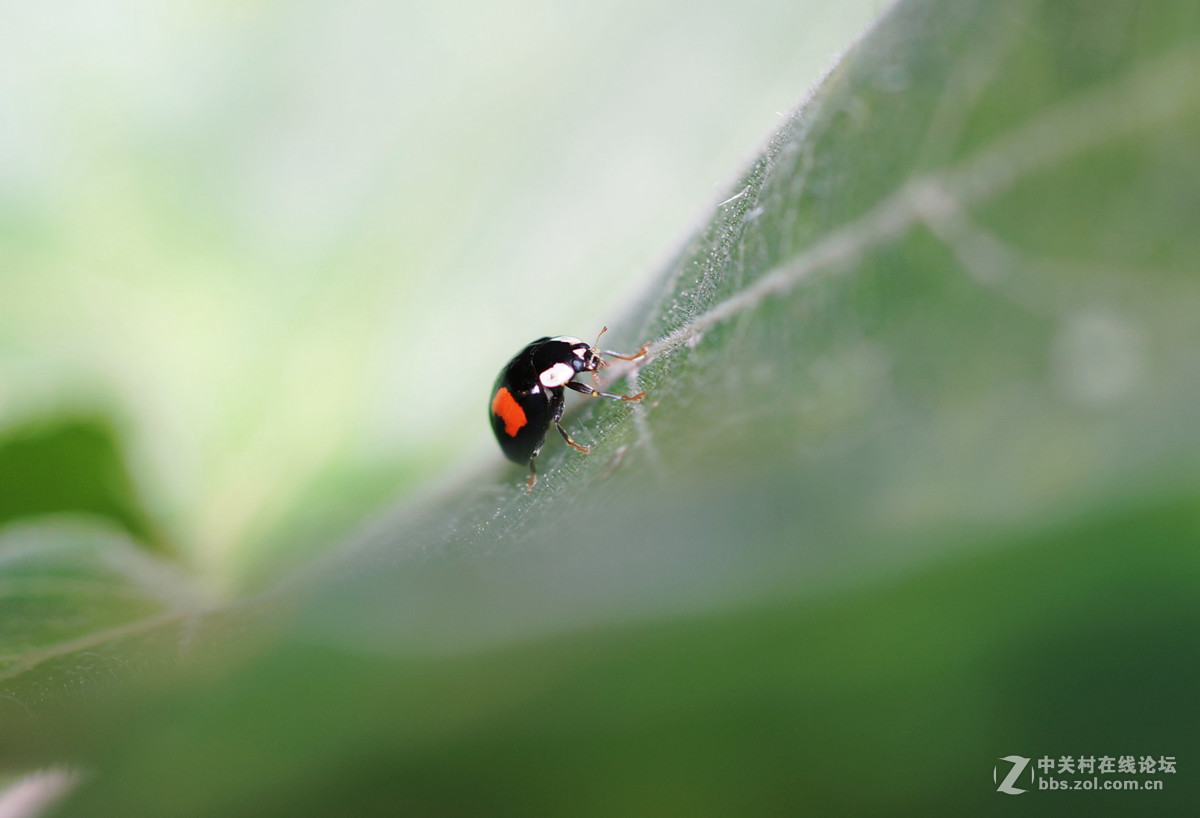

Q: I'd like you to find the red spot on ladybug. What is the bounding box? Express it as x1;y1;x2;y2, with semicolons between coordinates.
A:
491;387;527;436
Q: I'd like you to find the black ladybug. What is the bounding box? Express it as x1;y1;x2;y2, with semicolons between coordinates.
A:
490;328;647;488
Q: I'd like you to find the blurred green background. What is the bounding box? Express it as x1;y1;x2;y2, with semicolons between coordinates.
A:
4;1;1200;816
0;0;880;585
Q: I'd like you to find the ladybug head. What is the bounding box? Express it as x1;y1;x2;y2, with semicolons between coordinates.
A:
570;341;603;373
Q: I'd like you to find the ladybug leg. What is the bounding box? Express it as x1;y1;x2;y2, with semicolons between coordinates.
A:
566;381;646;402
599;342;650;362
555;420;591;454
592;327;650;363
526;461;537;491
549;388;590;454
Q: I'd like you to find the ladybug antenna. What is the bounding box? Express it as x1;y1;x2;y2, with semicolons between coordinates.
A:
593;326;610;370
591;325;649;365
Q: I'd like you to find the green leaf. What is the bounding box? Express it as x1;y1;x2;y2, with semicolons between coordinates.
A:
0;416;166;553
6;0;1200;814
0;519;207;712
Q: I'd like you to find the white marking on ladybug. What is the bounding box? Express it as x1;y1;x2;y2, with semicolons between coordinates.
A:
539;362;576;388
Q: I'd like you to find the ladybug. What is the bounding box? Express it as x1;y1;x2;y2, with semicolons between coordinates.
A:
490;328;648;489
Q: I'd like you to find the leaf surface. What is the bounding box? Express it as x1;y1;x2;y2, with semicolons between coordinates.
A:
5;1;1200;814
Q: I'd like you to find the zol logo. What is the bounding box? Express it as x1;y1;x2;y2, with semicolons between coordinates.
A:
995;756;1033;795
